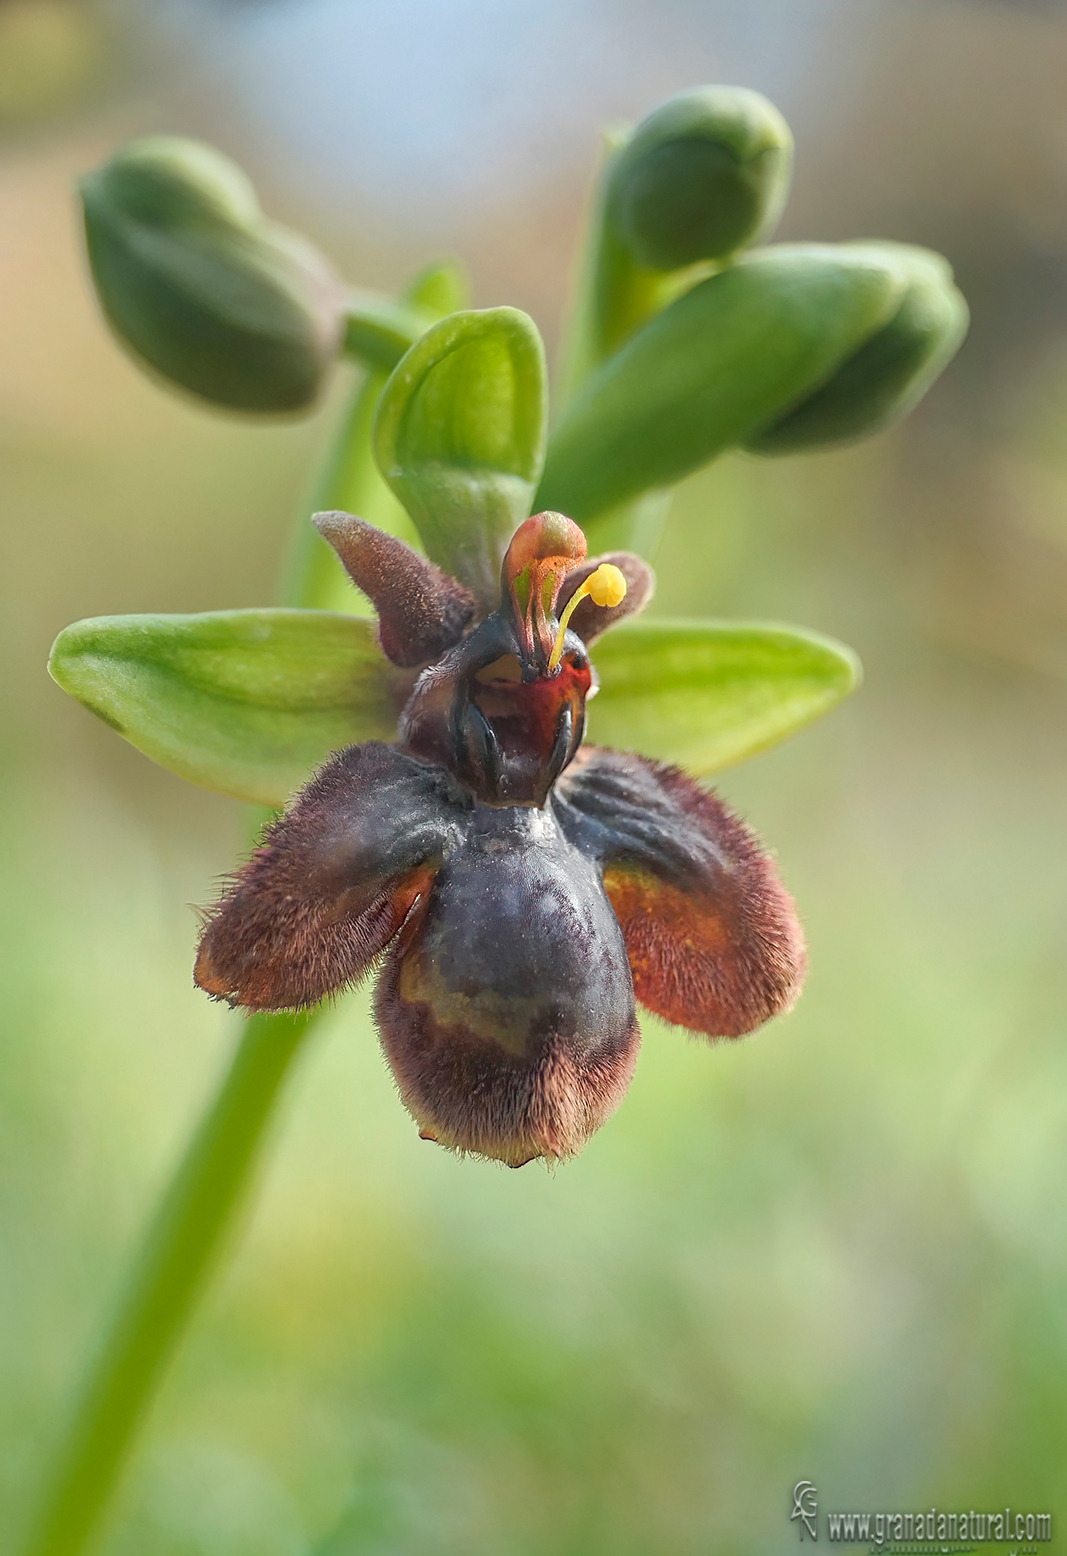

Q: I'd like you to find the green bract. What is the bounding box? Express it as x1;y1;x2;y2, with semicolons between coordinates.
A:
373;308;548;609
540;242;968;526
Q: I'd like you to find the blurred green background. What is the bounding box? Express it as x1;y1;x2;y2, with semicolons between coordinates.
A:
3;2;1066;1552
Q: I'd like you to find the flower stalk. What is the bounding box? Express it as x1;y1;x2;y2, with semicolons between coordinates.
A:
20;1011;313;1556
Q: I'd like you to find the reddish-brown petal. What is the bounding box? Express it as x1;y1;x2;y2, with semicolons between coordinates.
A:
553;748;806;1037
195;742;463;1011
314;511;476;666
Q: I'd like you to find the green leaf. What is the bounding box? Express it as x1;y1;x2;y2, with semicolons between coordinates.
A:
587;619;861;774
48;611;403;808
538;243;908;525
373;307;547;609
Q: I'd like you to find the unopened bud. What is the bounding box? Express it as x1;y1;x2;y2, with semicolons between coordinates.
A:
608;86;793;271
745;244;969;452
81;137;347;412
537;242;966;526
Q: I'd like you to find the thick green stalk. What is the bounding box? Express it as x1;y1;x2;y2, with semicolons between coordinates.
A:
284;263;463;613
282;365;418;615
20;1011;314;1556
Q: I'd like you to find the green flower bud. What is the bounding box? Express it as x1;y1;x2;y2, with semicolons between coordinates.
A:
80;137;347;412
538;242;967;526
745;243;969;452
608;86;793;270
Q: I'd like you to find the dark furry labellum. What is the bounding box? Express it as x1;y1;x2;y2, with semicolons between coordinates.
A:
196;512;806;1166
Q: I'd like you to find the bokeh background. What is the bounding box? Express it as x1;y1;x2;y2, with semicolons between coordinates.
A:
3;2;1067;1551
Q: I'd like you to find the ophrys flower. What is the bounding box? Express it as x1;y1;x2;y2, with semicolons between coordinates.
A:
195;510;805;1166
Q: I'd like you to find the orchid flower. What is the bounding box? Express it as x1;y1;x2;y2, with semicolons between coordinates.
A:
193;509;805;1164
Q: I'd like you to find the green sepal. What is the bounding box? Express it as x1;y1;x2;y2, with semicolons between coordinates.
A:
48;611;405;808
373;307;548;609
745;244;968;452
539;243;921;525
81;137;347;414
586;619;861;774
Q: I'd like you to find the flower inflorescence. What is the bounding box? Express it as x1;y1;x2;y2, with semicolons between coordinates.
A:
54;82;968;1168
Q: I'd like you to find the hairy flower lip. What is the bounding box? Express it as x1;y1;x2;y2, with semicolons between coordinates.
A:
375;794;640;1164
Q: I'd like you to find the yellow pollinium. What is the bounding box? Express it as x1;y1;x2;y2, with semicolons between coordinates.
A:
547;563;627;673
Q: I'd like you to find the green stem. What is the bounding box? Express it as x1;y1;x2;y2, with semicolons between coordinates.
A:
556;131;669;409
281;365;419;615
20;1012;315;1556
554;136;678;562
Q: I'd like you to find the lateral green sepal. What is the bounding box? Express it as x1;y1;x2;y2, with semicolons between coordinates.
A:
48;610;405;808
586;618;861;774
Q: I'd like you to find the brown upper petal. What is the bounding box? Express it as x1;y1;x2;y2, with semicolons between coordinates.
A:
314;511;476;667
